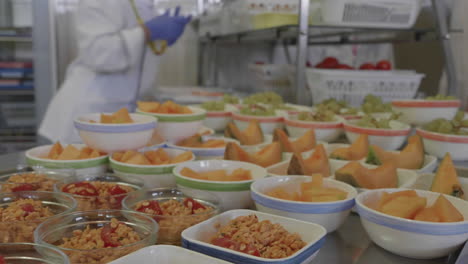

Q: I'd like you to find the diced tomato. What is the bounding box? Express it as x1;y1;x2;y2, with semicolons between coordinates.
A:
183;198;206;214
0;255;5;264
212;237;238;250
319;57;339;69
359;63;376;70
101;224;121;248
376;60;392;70
136;200;163;215
212;237;260;257
11;183;37;192
62;182;98;196
21;203;35;216
109;185;128;206
336;64;354;70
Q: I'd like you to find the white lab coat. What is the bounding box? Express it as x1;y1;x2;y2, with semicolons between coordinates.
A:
39;0;160;143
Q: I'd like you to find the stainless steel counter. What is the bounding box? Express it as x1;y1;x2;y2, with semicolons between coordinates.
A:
0;151;465;264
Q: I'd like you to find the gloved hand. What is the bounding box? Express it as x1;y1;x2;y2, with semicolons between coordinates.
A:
144;7;191;46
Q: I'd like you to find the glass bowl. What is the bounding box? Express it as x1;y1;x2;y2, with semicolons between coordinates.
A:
54;173;144;211
34;210;158;264
122;188;219;245
0;242;70;264
0;168;74;193
0;191;77;243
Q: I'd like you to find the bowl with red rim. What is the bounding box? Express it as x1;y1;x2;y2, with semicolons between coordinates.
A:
416;128;468;160
284;114;345;142
392;99;461;126
195;104;237;132
122;188;219;245
232;112;284;135
344;119;411;150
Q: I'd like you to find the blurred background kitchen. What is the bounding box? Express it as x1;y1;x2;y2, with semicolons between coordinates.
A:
0;0;466;154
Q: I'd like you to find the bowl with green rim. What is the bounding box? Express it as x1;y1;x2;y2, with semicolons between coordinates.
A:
173;160;268;211
137;106;206;143
25;144;108;177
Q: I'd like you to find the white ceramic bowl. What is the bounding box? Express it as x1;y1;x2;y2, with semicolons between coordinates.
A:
109;148;195;188
137;106;206;143
343;120;411;150
232;112;284;135
416;128;468;161
181;209;327;264
392;100;461;126
173;160;268;211
251;175;357;233
166;137;239;160
284;115;344;142
108;245;231;264
25;144;108;176
356;189;468;259
74;113;157;153
196;104;237;132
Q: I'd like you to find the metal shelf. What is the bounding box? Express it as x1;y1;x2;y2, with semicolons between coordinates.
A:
0;35;33;42
0;89;34;96
199;25;445;45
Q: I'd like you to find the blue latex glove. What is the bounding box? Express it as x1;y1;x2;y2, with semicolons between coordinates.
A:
144;7;191;46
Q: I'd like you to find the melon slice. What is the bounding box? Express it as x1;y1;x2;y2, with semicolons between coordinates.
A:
47;142;64;159
431;194;464;222
335;162;398;189
380;196;427;219
57;145;81;160
287;144;330;177
413;207;440;222
250;142;282;168
366;135;424;169
112;108;133;123
225;121;263;145
273;128;294;152
121;150;139;163
330;134;368;160
377;190;418;210
100;113;114;124
171;151;193;163
431;153;465;199
126;153;151;165
291;130;316;153
224;142;251;163
89;150;100;159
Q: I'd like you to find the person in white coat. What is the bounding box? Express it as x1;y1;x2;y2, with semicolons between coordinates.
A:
38;0;191;143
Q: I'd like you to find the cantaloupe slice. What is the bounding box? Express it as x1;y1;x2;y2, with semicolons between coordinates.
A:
112;108;133;123
377;190;418;210
380;196;427;219
121;150;139;163
302;187;347;202
171;151;193;163
266;188;300;201
330;134;368;160
288;144;330;177
224;142;252;163
225;121;263;145
89;150;100;159
413;207;440;222
291;130;316;153
112;152;124;162
431;153;465;199
335;162;398;189
137;101;160;113
47;142;64;159
366;135;424;170
199;170;228;181
126;153;151;165
301;174;324;190
273;128;295;152
431;194;464;222
250;142;282;168
180;167;200;179
57;145;81;160
100;113;114;124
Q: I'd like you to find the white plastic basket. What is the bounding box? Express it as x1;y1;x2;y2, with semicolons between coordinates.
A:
318;0;422;29
248;64;295;101
305;69;425;106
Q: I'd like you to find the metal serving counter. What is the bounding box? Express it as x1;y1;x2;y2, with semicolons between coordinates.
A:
0;151;466;264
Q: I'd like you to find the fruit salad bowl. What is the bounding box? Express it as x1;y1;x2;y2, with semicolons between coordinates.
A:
416;128;468;161
285;114;344;143
251;175;357;233
392;99;460;126
356;189;468;259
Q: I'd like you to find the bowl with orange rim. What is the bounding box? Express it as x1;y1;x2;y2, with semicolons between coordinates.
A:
344;119;411;150
391;99;460;126
284;114;345;142
416;128;468;160
194;104;238;132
